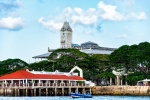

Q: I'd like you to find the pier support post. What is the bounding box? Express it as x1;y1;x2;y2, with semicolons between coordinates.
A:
55;88;57;96
15;89;17;96
18;89;20;96
39;88;41;96
46;88;48;96
76;87;78;92
62;88;64;96
34;89;36;96
4;89;6;96
26;89;28;96
82;88;85;94
69;88;71;95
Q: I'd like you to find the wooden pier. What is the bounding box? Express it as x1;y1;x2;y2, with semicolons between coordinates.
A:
0;83;92;96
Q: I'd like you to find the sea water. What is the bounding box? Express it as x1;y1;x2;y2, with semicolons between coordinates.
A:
0;96;150;100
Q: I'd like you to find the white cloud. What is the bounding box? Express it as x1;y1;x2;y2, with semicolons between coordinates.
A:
38;17;63;32
0;17;24;31
98;1;126;21
113;35;128;38
71;7;98;26
130;12;147;20
38;1;147;32
0;0;22;12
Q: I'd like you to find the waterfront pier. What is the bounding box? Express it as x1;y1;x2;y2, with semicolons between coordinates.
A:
0;83;92;96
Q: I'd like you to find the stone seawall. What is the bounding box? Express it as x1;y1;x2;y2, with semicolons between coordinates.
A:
92;86;150;95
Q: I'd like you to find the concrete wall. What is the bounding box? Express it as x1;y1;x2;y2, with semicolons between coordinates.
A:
92;86;150;95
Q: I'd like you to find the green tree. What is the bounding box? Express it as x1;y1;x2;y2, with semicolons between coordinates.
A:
48;48;89;72
126;72;146;85
109;45;132;73
28;60;53;71
0;58;28;75
96;72;115;85
130;42;150;78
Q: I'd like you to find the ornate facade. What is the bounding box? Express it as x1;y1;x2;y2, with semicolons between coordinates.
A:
60;21;72;48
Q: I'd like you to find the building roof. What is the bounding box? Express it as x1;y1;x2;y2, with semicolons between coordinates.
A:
81;41;98;46
72;44;80;47
61;21;72;32
32;49;114;59
32;52;51;58
0;70;85;80
80;49;113;55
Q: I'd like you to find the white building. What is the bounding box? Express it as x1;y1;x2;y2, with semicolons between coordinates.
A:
32;21;116;61
60;21;72;48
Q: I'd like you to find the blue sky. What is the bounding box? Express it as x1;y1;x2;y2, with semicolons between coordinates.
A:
0;0;150;63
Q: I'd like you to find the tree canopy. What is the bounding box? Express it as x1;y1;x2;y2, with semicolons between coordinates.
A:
0;58;28;75
109;41;150;83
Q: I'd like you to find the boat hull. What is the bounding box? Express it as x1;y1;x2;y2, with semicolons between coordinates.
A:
70;93;92;98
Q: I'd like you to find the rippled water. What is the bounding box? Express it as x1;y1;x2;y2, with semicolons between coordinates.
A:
0;96;150;100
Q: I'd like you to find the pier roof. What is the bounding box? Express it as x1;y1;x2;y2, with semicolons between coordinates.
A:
0;70;85;81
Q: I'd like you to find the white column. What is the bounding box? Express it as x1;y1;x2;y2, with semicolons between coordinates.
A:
54;80;56;83
121;79;122;85
26;79;28;84
110;77;112;85
19;80;20;87
125;76;128;85
117;75;120;85
115;77;117;85
11;80;13;84
32;79;34;86
125;81;128;85
23;79;24;84
4;80;6;84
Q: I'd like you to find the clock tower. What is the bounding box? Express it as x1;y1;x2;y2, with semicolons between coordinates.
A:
60;21;72;48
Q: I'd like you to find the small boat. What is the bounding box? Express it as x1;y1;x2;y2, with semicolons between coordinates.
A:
70;92;92;98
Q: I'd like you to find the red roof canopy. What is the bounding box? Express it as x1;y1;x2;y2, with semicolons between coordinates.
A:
0;70;85;81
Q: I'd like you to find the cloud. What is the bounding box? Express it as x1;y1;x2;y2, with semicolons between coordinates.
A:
0;0;22;12
38;17;63;32
113;35;128;38
130;12;147;20
0;17;24;31
98;1;126;21
72;8;98;26
38;1;147;32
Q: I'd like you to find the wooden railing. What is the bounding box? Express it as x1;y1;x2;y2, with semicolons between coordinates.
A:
0;83;88;88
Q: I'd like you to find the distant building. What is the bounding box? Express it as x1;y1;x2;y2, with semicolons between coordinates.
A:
60;21;72;48
32;21;116;61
